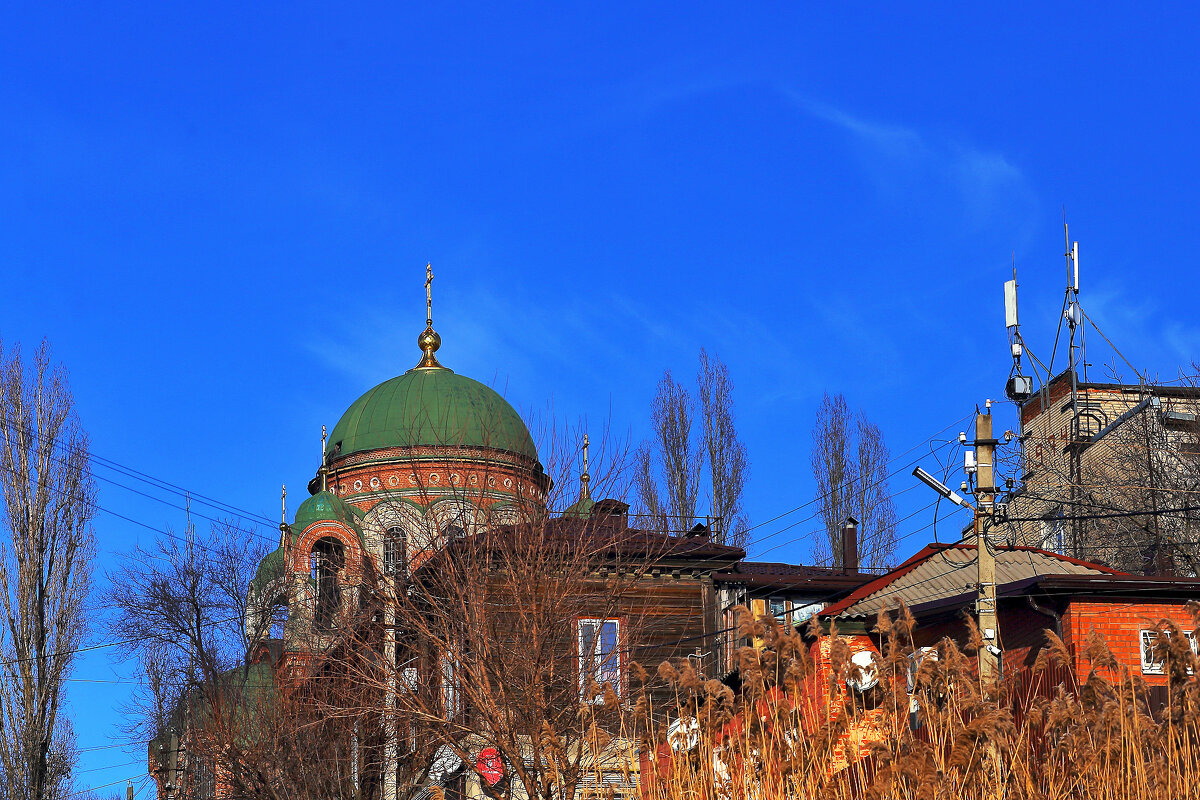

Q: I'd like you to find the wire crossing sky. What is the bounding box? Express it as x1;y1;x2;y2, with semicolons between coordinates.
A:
3;2;1200;791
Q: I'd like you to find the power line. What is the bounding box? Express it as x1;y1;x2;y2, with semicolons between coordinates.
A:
0;418;280;540
740;412;972;541
745;437;960;558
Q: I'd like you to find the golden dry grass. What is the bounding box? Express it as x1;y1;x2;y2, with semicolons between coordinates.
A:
628;602;1200;800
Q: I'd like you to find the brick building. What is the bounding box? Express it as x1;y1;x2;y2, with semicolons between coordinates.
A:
1001;369;1200;575
148;305;872;800
819;542;1200;692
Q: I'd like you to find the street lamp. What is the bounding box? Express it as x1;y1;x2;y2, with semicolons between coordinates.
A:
911;466;974;509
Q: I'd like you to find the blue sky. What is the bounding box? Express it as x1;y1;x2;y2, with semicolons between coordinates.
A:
3;2;1200;792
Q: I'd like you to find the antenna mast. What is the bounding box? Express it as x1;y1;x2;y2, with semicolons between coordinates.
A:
1004;258;1032;403
1062;219;1084;556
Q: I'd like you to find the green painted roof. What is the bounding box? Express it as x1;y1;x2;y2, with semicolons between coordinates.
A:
325;367;539;463
563;495;595;518
294;490;364;535
249;547;286;596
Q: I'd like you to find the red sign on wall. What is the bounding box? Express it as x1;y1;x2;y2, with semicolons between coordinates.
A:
476;747;504;786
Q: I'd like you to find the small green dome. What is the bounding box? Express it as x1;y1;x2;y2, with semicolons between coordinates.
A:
294;490;364;533
325;368;539;463
249;547;286;596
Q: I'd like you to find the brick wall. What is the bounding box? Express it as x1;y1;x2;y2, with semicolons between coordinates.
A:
1063;599;1198;685
908;606;1051;677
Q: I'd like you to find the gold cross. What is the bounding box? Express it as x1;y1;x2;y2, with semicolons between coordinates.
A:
425;263;434;325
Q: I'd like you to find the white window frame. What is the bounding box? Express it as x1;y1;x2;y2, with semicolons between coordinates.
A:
791;601;823;627
1040;513;1066;553
442;653;461;719
578;618;621;703
1141;629;1199;675
1141;629;1165;675
768;598;788;622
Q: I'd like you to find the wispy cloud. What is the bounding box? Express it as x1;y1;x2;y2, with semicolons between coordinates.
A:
1080;287;1200;379
783;91;1036;234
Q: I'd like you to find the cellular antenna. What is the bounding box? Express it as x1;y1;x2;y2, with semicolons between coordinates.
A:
1003;266;1019;330
1004;261;1032;402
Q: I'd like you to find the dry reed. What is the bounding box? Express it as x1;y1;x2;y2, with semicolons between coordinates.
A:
629;602;1200;800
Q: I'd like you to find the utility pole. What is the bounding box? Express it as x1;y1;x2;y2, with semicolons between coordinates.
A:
913;405;1002;681
974;407;1000;682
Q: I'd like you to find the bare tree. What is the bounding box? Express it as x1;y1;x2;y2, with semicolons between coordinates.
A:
697;349;749;548
0;340;96;800
109;518;429;800
381;510;660;800
637;353;750;546
811;393;897;570
651;372;701;528
634;443;667;533
109;521;262;748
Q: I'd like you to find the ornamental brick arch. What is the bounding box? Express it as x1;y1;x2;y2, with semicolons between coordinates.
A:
292;521;366;583
362;500;429;576
428;497;479;542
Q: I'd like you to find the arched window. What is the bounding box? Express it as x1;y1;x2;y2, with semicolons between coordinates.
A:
310;537;345;630
384;526;406;577
269;596;289;640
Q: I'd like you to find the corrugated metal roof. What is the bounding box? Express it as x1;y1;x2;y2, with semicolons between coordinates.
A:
827;545;1114;620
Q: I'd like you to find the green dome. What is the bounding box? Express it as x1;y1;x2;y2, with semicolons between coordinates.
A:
294;490;364;533
249;547;286;596
325;368;539;463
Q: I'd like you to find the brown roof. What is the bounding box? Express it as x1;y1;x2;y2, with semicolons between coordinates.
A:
712;560;871;592
423;516;746;574
821;544;1121;620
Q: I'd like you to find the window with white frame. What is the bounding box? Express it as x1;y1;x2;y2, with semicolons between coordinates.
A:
1140;629;1199;675
1141;630;1165;674
1040;513;1066;553
578;618;620;701
441;653;461;718
791;601;823;627
383;526;405;576
768;598;788;622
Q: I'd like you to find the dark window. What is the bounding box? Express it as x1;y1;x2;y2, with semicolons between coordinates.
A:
384;526;406;576
769;598;788;621
578;618;620;701
310;537;345;630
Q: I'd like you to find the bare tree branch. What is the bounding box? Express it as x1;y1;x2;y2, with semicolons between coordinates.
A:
697;349;749;548
811;393;897;570
0;340;96;800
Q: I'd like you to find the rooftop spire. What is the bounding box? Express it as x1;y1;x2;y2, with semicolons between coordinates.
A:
280;483;288;547
319;425;329;491
415;262;445;370
579;432;591;502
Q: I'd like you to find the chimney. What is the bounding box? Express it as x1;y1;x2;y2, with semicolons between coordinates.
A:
841;516;859;574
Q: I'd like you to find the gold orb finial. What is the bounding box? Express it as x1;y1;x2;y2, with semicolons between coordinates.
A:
415;263;447;369
416;324;444;369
